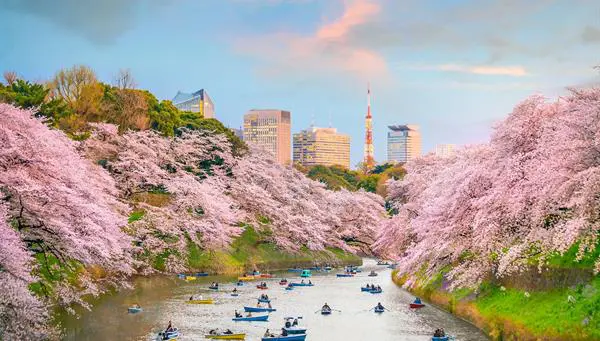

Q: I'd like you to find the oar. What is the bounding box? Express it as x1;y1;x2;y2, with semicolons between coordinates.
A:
332;309;342;312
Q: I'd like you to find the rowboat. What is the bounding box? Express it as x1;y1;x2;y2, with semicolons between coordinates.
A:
244;306;276;312
186;276;197;281
188;298;213;304
370;289;383;294
300;270;311;278
259;274;274;278
257;298;271;303
287;268;303;273
128;306;142;314
431;337;450;341
374;307;385;313
361;287;373;292
262;334;307;341
236;281;244;286
195;272;209;277
283;326;306;335
256;285;268;290
177;274;186;279
231;293;239;297
205;333;246;340
232;314;269;322
336;273;353;277
410;303;425;308
279;280;288;285
238;276;255;281
283;317;306;335
157;328;179;340
290;282;313;287
324;266;332;271
321;308;332;315
209;286;219;290
285;286;294;291
368;271;378;277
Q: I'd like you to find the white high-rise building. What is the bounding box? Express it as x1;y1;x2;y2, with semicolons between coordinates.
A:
387;125;422;163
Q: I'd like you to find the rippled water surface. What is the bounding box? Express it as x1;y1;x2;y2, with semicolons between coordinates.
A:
61;259;488;340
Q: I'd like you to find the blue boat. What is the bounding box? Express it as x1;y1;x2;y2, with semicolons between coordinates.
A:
361;287;373;292
157;328;179;340
208;286;219;290
236;281;244;286
285;286;294;291
324;266;332;271
232;314;269;322
290;282;314;287
283;318;307;335
195;272;209;277
374;307;385;313
370;289;383;294
288;268;303;273
231;293;239;297
177;274;186;279
257;298;271;303
262;334;307;341
128;306;142;314
244;306;276;312
321;309;332;315
300;270;312;278
431;337;450;341
336;273;353;277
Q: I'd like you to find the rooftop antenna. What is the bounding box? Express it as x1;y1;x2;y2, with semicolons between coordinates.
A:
310;113;315;128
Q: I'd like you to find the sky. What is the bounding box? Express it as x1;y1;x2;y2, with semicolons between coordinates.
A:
1;0;599;167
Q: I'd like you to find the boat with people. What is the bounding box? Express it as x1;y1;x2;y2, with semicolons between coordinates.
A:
285;285;294;291
262;334;306;341
287;267;303;273
209;282;220;290
256;282;268;290
290;281;313;287
431;328;452;341
368;271;378;277
324;266;332;271
259;273;274;278
244;306;277;313
336;273;353;277
258;294;271;303
370;288;383;294
187;295;214;304
128;305;142;314
279;279;288;285
300;269;312;278
410;297;425;308
376;260;390;266
157;321;179;340
374;302;385;313
283;317;306;335
236;281;244;286
205;328;245;339
232;314;269;322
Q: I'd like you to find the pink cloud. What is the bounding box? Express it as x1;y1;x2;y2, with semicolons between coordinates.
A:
235;0;387;80
432;64;529;77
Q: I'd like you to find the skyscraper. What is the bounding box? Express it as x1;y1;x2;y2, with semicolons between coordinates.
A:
243;109;291;164
293;126;351;168
434;144;456;157
387;125;422;163
172;89;215;118
363;85;375;170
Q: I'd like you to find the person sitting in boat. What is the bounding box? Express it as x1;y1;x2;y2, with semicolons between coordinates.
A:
285;320;292;328
301;279;305;284
257;302;262;307
246;312;253;317
165;320;174;333
215;282;219;287
376;285;382;291
292;318;298;326
414;297;422;304
308;280;312;285
322;302;331;310
234;310;242;318
209;329;218;335
224;329;233;335
281;328;288;336
433;328;446;337
233;288;238;293
264;329;272;337
376;302;385;310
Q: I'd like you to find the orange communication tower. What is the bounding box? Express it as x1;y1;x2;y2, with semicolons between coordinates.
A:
363;84;375;171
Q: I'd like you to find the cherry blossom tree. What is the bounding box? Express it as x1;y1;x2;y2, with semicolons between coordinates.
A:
376;88;600;288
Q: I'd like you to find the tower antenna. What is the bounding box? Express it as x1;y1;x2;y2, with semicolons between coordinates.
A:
363;83;375;171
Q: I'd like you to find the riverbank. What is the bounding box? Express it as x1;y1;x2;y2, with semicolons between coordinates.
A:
392;266;600;341
151;225;362;275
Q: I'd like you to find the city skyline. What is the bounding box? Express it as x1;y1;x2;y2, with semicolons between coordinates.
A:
1;1;598;165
